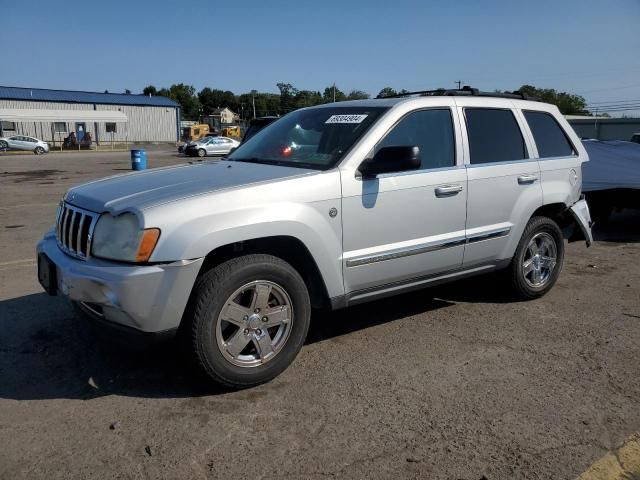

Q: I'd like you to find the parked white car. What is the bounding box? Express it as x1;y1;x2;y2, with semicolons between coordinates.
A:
185;136;239;157
38;87;592;388
0;135;50;154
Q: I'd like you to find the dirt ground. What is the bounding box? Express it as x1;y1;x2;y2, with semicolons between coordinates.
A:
1;150;639;480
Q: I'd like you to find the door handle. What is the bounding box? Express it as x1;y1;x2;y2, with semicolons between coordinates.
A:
518;174;539;185
435;184;463;197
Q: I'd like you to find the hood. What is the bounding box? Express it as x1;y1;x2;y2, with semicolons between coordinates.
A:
65;160;316;213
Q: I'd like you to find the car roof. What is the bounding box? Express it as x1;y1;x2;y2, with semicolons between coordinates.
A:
308;87;552;111
308;96;551;111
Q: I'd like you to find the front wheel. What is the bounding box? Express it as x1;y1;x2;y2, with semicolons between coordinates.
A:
186;254;311;388
508;216;564;299
197;148;206;157
0;141;8;150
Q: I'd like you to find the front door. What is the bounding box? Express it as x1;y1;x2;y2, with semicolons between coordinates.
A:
75;123;86;141
341;107;467;295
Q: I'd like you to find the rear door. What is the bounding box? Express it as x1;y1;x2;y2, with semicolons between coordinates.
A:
457;100;543;268
521;109;584;209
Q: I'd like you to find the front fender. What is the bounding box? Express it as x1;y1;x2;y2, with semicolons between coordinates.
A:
147;200;344;299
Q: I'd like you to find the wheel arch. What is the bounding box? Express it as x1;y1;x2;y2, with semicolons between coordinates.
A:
529;202;587;242
193;235;331;310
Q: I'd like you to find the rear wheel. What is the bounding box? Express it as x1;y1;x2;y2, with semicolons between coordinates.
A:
198;148;206;157
508;216;564;299
34;146;45;155
186;254;311;388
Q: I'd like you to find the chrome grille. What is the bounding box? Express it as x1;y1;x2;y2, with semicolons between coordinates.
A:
56;203;99;260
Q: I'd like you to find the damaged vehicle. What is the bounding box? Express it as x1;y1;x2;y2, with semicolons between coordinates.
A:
37;87;592;388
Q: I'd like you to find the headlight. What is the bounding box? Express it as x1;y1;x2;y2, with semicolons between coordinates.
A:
91;212;160;263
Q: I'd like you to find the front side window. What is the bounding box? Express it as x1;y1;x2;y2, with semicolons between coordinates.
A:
524;111;575;158
465;108;526;164
228;106;388;170
376;109;455;170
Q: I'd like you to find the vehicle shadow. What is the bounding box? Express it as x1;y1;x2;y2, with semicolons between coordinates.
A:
0;293;223;401
0;279;502;402
593;208;640;243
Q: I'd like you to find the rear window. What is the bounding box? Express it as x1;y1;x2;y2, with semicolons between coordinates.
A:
524;111;575;158
465;108;526;164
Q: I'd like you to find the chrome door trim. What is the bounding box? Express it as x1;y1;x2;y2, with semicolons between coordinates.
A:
345;235;466;268
466;226;511;244
345;226;511;268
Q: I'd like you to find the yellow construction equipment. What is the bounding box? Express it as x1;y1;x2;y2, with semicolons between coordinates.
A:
181;124;210;142
221;126;241;138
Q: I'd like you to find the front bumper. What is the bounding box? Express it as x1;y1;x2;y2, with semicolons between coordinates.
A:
37;230;204;333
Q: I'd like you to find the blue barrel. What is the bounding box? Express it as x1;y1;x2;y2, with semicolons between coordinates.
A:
131;149;147;171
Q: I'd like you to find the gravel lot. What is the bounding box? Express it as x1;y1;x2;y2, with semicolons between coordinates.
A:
1;149;639;479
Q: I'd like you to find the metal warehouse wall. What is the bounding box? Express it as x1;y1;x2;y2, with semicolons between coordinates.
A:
0;99;178;143
569;118;640;141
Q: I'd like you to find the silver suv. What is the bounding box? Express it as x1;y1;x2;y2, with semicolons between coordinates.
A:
37;88;592;388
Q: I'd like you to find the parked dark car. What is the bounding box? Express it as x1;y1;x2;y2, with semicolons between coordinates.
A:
242;116;279;143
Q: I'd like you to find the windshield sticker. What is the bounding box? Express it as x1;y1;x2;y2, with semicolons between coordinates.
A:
325;114;368;124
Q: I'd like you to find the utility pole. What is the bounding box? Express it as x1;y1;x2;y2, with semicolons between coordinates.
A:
454;80;464;89
333;82;336;103
251;90;257;119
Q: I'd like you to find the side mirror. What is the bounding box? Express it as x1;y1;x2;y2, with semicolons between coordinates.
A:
358;146;421;178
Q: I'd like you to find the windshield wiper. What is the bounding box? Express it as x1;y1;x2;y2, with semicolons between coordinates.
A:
231;157;278;166
231;158;320;169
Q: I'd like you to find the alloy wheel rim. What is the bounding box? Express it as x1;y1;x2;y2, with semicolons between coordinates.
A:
523;232;557;288
216;280;293;367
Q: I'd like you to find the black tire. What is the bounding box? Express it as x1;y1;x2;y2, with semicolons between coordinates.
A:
186;254;311;388
197;148;206;157
508;216;564;299
0;141;8;150
34;146;45;155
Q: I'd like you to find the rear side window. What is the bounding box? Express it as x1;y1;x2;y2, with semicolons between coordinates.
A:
465;108;526;164
524;111;575;158
377;109;455;170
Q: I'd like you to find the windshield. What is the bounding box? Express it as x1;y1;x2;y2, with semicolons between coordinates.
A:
228;106;388;170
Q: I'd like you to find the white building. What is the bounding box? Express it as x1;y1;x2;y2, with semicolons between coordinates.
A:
0;86;180;144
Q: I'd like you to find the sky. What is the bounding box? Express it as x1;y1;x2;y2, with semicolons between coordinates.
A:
1;0;639;116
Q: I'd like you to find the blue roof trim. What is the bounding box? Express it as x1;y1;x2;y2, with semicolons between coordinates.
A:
0;86;179;107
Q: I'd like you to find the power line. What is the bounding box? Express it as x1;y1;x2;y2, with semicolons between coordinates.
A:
576;82;640;94
587;98;640;105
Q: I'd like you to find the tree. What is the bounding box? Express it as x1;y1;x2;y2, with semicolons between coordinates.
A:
376;87;398;98
143;85;157;96
166;83;200;120
322;85;346;103
124;89;131;95
294;90;323;109
198;88;227;114
346;90;370;100
517;85;588;115
277;83;299;113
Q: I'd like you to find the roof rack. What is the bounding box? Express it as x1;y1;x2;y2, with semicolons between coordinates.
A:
384;85;540;101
